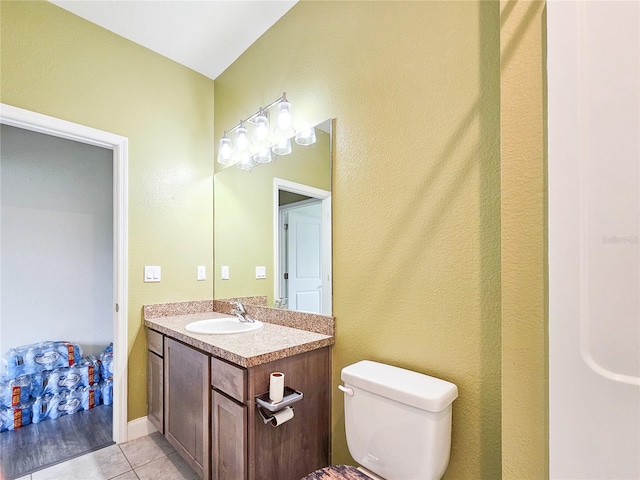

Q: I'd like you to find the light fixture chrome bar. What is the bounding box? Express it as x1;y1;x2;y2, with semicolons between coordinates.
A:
223;92;287;136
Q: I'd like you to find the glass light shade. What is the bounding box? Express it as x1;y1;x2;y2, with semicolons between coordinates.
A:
217;136;232;165
253;145;273;164
235;125;249;151
274;101;295;138
277;101;291;129
235;149;255;171
271;137;292;156
295;127;317;146
253;113;269;142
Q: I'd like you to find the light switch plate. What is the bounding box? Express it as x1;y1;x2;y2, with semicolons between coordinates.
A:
221;265;229;280
144;266;161;283
255;266;266;279
197;266;206;281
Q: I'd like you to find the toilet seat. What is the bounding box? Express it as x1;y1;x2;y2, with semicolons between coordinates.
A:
301;465;375;480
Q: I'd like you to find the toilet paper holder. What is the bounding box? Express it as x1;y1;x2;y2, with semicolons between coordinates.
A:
255;386;303;426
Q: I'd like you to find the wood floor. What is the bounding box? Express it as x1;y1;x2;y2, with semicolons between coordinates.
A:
0;405;113;480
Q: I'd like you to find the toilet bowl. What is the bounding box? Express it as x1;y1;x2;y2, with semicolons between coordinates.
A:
302;360;458;480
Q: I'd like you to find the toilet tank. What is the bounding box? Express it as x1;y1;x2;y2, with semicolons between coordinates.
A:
341;361;458;480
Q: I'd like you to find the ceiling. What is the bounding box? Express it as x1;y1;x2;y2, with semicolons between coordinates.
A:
49;0;298;80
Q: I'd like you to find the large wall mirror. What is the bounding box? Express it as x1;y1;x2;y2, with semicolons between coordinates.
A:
214;119;333;315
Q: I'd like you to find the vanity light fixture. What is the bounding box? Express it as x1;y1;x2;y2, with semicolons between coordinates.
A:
216;92;317;171
294;126;317;146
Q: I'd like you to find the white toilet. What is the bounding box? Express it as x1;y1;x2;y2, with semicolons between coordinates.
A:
304;360;458;480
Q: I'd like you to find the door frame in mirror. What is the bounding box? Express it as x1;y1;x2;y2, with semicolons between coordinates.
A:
273;178;332;314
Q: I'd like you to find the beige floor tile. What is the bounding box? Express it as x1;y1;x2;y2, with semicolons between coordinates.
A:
110;471;139;480
134;452;198;480
31;445;132;480
119;432;175;469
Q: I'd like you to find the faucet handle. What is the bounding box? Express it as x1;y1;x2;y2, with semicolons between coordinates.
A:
231;301;246;314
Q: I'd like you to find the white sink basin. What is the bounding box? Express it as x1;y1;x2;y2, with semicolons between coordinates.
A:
184;318;263;335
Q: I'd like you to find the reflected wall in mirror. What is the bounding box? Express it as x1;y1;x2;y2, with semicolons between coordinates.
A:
214;119;333;314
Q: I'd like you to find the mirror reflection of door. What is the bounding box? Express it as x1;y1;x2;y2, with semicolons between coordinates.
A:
274;178;331;314
279;195;323;313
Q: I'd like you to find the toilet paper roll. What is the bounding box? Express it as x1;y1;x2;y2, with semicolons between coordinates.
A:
269;372;285;403
270;406;294;426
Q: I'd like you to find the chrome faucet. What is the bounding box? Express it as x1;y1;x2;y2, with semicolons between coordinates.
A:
231;301;255;323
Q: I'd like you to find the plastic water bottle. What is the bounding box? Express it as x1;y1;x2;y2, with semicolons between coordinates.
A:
52;390;82;417
77;384;102;410
101;378;113;406
82;356;102;385
32;394;57;424
44;366;83;395
0;403;32;431
31;372;47;398
0;346;28;380
0;375;32;408
99;348;114;381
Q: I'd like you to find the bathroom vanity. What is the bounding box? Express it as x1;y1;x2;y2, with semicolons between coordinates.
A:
144;303;334;480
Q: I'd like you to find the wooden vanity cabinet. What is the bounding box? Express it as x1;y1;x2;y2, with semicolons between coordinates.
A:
211;347;331;480
147;329;164;433
148;326;330;480
164;337;210;479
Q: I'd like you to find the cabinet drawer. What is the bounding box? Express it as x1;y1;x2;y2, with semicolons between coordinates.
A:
147;329;163;357
211;357;246;402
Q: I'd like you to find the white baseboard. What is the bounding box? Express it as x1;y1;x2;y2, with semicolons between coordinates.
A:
126;416;158;442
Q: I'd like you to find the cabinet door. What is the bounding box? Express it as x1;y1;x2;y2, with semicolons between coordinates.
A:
165;338;210;479
212;390;247;480
248;347;331;480
147;350;164;434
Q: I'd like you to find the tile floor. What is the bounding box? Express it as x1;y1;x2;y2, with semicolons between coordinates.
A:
14;432;197;480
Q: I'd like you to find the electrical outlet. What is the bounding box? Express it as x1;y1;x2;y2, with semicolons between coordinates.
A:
197;266;206;281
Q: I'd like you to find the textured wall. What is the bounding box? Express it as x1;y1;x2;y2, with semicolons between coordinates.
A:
215;2;502;477
500;1;548;478
1;125;113;357
0;0;215;420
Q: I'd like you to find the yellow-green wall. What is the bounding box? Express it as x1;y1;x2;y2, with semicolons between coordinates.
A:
0;0;215;420
501;1;548;478
215;1;503;477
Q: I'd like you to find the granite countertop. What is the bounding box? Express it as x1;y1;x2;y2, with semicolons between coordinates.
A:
144;311;334;368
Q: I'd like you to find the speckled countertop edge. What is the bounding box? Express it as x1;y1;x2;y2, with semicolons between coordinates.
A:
143;310;334;368
143;300;214;319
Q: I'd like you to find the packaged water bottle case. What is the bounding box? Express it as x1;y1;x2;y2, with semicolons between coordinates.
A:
0;341;113;432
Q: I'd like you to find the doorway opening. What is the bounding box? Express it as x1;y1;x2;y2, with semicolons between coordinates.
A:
0;104;128;477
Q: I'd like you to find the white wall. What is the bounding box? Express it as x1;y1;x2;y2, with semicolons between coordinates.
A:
1;125;113;356
548;1;640;478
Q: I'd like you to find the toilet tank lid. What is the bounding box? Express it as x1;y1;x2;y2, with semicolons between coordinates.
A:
341;360;458;412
